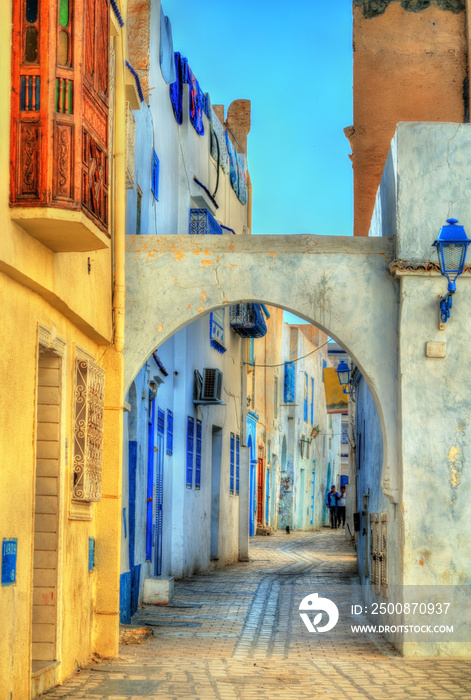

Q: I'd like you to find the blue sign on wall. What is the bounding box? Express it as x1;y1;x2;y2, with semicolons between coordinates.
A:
2;539;17;586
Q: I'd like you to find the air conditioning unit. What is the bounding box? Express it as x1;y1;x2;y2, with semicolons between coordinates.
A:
202;368;223;401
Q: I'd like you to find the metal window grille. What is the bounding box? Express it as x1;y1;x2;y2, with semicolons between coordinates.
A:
284;362;295;403
166;409;173;455
151;149;160;200
341;423;349;444
73;353;105;502
195;420;202;489
186;417;194;488
230;433;235;494
229;303;267;338
236;435;240;495
189;208;222;235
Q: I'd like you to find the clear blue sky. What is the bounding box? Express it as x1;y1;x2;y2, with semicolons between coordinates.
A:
163;0;353;237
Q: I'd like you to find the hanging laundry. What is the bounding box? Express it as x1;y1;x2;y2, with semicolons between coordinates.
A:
160;7;176;84
169;52;187;125
210;108;229;173
187;65;205;136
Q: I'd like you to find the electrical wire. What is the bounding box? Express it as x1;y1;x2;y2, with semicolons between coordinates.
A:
243;339;330;368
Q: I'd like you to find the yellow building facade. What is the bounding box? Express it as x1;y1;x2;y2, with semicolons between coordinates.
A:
0;2;129;697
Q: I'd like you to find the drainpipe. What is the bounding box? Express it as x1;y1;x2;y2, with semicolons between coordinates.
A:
247;171;253;235
113;7;126;353
466;0;471;123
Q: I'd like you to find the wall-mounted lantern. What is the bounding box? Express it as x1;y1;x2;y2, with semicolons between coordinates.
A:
432;218;470;324
336;360;354;395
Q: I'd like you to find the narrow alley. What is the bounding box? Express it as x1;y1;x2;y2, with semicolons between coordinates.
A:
43;531;471;700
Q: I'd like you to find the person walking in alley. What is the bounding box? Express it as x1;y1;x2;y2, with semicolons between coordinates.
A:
337;485;346;528
326;485;339;529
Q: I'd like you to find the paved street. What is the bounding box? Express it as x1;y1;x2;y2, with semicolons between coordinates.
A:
43;530;471;699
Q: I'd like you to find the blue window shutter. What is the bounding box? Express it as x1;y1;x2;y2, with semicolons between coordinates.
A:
249;338;255;365
151;150;160;201
230;433;235;494
311;378;315;425
284;362;295;403
195;420;202;489
157;408;165;436
186;417;194;488
236;435;240;495
210;309;226;353
166;409;173;455
304;372;308;422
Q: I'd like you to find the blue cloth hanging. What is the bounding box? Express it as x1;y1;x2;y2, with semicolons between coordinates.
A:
169;52;187;125
187;65;205;136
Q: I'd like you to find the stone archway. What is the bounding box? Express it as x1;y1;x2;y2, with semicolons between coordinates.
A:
125;233;398;500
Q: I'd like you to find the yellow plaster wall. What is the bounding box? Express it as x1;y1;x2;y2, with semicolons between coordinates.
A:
0;272;114;696
0;3;124;693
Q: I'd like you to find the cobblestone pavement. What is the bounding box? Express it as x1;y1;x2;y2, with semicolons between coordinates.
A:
43;530;471;699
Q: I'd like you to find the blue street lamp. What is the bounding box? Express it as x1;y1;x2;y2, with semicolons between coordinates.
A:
432;218;470;323
336;360;353;395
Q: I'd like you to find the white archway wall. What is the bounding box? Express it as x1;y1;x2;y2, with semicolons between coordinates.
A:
124;233;399;501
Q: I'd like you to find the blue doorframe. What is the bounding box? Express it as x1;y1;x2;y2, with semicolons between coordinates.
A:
146;395;155;561
310;462;316;525
298;469;305;530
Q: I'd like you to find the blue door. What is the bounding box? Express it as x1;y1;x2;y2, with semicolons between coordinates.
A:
146;395;155;561
154;433;164;576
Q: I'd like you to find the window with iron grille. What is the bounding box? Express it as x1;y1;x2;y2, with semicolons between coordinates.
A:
236;435;240;495
151;149;160;200
72;351;105;502
186;416;194;488
157;408;165;436
230;433;235;494
166;409;173;455
195;420;202;489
